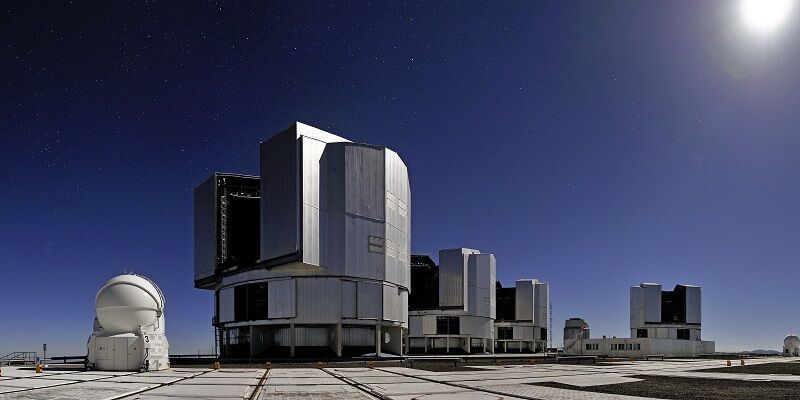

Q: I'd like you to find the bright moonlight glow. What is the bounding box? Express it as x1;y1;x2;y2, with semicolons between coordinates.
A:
740;0;793;33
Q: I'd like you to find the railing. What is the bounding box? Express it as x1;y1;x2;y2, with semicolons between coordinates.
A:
45;356;87;364
0;352;38;366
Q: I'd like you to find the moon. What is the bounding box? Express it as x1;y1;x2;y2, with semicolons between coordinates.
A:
740;0;794;33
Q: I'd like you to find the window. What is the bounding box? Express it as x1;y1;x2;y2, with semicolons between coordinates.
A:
498;326;513;340
247;282;267;321
627;344;633;350
585;343;598;351
637;329;648;338
540;327;548;341
233;283;268;322
677;328;690;340
436;316;460;335
234;285;248;322
635;344;641;350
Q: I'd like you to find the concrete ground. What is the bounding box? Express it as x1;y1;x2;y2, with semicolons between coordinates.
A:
0;357;797;399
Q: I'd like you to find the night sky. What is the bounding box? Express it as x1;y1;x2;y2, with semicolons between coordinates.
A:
2;1;800;355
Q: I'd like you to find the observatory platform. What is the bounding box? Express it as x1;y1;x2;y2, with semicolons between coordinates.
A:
1;357;798;399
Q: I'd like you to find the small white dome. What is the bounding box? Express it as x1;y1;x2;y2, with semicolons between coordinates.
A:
784;334;800;349
95;274;164;334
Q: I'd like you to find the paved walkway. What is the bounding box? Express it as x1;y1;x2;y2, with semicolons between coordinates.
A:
0;357;795;399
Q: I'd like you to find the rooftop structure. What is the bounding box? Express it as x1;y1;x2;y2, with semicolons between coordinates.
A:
564;283;715;358
87;274;169;371
408;249;496;354
494;279;550;353
194;122;410;357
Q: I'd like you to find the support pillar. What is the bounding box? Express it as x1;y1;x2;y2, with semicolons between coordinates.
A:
375;325;382;356
333;324;342;357
289;324;296;358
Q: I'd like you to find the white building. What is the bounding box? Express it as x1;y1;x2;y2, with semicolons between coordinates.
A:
784;335;800;356
195;122;411;358
564;283;715;358
407;248;496;354
494;279;550;353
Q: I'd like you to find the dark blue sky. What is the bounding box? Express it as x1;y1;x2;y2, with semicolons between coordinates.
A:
2;1;799;355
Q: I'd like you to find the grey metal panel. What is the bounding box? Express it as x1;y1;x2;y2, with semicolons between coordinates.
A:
194;175;217;286
467;253;495;319
219;287;234;323
422;315;436;335
341;280;357;319
534;282;549;329
459;315;493;338
382;284;402;322
408;315;423;336
515;280;535;322
685;285;701;324
295;326;329;347
643;283;662;323
342;326;374;347
295;277;339;324
384;150;410;290
344;144;385;221
357;280;382;319
273;327;292;347
513;326;535;341
344;214;386;281
268;279;296;319
296;121;350;144
260;126;299;261
630;286;644;329
300;136;330;267
438;248;472;308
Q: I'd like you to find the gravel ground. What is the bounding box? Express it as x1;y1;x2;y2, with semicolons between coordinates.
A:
536;375;800;400
698;361;800;375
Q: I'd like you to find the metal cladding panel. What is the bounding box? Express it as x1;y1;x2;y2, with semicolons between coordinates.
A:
460;316;493;337
295;326;329;347
219;287;235;323
400;289;409;324
357;280;383;319
342;326;374;346
534;282;549;328
299;136;329;266
296;121;350;144
409;315;424;336
468;253;496;319
382;284;406;323
295;277;339;324
341;280;357;318
344;144;385;221
345;215;386;280
260;126;299;261
515;280;535;322
438;248;471;308
630;286;644;329
384;150;410;289
267;279;296;319
273;327;292;347
685;285;701;324
513;326;535;340
643;283;662;324
422;315;436;335
194;175;217;285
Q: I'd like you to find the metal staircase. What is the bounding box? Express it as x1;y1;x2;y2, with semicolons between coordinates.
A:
0;352;37;366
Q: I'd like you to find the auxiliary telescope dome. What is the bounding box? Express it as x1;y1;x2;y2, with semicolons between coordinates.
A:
95;274;164;334
785;334;800;349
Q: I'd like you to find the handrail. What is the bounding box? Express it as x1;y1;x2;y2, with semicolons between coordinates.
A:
0;352;38;365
